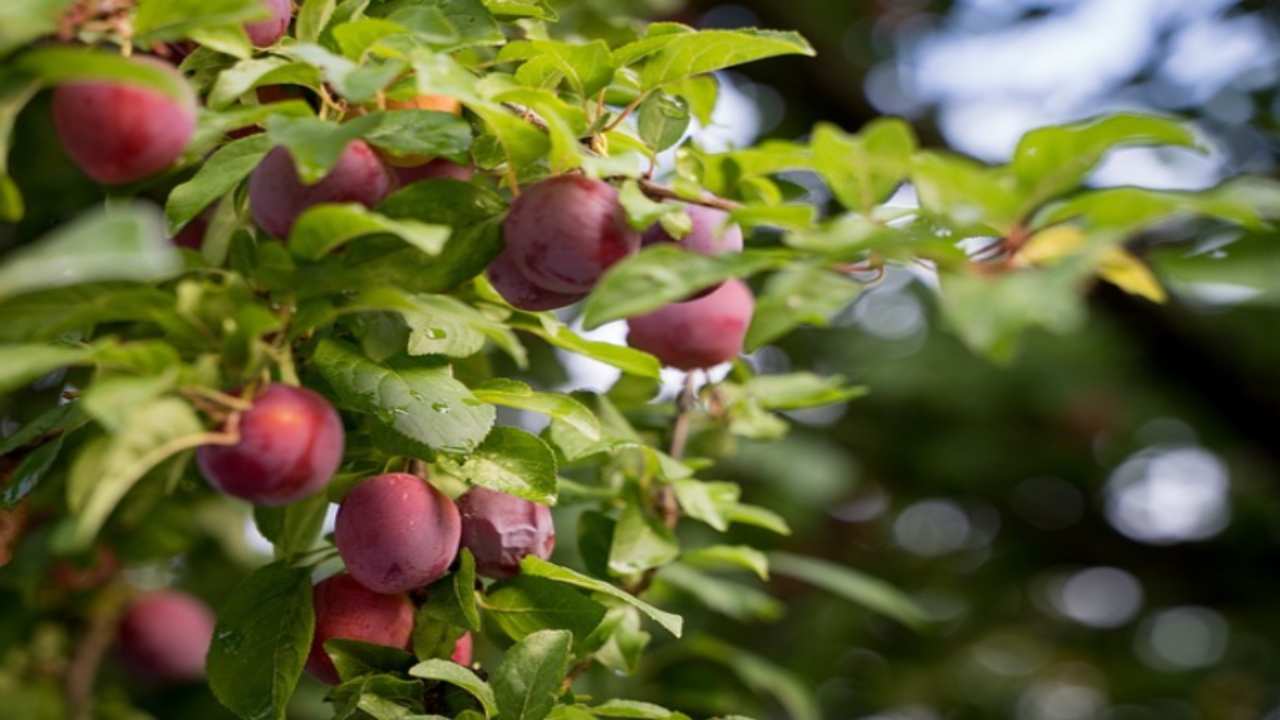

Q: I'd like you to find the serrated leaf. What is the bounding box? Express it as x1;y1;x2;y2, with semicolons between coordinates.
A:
636;93;690;152
492;630;573;720
166;134;272;232
484;575;607;649
768;552;930;629
472;379;600;441
410;660;499;717
521;557;682;637
638;29;814;90
811;119;915;214
348;288;524;365
0;204;181;303
445;426;557;503
312;338;495;454
289;203;451;260
581;246;792;329
208;562;315;720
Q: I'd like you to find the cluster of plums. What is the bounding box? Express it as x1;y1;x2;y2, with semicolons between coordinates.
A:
113;383;555;684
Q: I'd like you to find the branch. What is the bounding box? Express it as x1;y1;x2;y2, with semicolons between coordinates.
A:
630;179;742;213
65;584;128;720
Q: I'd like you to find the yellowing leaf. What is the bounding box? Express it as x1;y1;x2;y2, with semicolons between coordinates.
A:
1018;225;1086;265
1099;247;1167;303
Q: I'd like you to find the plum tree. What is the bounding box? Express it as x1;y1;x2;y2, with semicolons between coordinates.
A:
451;632;473;666
392;158;475;187
626;278;755;370
503;176;640;293
118;590;215;683
457;486;555;579
487;248;585;311
244;0;292;47
643;205;743;256
306;573;414;685
196;384;344;505
335;473;461;593
51;57;195;185
249;141;392;237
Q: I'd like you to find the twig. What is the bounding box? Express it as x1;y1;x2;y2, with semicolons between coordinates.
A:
65;584;128;720
601;93;650;133
628;178;742;212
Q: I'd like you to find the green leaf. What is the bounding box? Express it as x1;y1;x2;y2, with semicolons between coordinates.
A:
473;379;600;441
0;204;181;303
410;660;499;717
347;288;524;365
289;204;451;260
254;492;332;560
0;73;39;221
325;639;416;683
208;562;315;720
388;0;503;48
362;109;473;162
590;700;687;720
507;314;660;379
744;263;862;350
1038;179;1273;233
312;338;495;454
723;503;790;536
14;46;193;101
768;552;930;629
670;479;736;532
207;57;320;109
445;426;557;504
60;398;203;551
0;0;77;57
0;401;85;456
484;575;607;649
482;0;556;21
591;606;649;675
266;114;383;183
82;369;179;431
419;548;481;632
636;93;690;152
911;151;1022;234
297;0;338;42
608;502;679;576
520;557;683;637
656;564;783;623
332;673;426;720
492;630;573;720
133;0;266;42
741;372;867;410
166;134;272;232
681;545;769;581
685;636;819;720
500;40;615;97
1012;114;1198;212
811;119;915;213
0;344;93;394
3;435;65;509
638;29;814;90
581;246;792;329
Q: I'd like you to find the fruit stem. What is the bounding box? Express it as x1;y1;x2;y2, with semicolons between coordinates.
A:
601;92;650;134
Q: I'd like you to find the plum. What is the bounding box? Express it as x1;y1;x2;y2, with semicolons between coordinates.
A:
625;278;755;370
643;205;743;256
457;487;555;579
172;208;211;249
392;158;475;187
249;141;392;237
245;0;292;47
486;248;585;311
452;632;473;666
335;473;461;594
503;176;639;294
306;573;414;684
118;590;215;683
52;57;196;185
196;384;344;505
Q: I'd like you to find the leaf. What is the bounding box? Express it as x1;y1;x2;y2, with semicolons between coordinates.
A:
14;46;193;101
133;0;266;42
297;0;338;42
581;247;792;329
608;502;679;576
0;204;181;303
265;113;383;183
0;344;93;394
670;479;736;532
208;562;315;720
1038;180;1272;233
253;491;332;560
361;109;473;162
520;557;683;637
1097;247;1167;303
810;119;915;213
445;427;557;504
332;673;426;720
740;373;867;410
1012;114;1198;212
492;630;573;720
348;288;524;365
722;503;790;536
638;29;814;90
636;93;690;152
501;40;615;97
410;660;499;717
390;0;503;48
911;151;1022;234
1150;232;1280;304
744;263;863;350
768;552;930;629
419;548;481;633
685;636;819;720
0;73;39;221
289;203;451;260
207;57;320;109
0;0;77;57
590;700;688;720
484;575;607;649
312;338;495;454
0;401;85;456
472;379;600;441
656;564;783;623
166;134;272;232
3;435;64;509
591;606;649;675
325;639;416;683
507;314;661;379
681;545;769;581
60;398;204;551
82;369;179;430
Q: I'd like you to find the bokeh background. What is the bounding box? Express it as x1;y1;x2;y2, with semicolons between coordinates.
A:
562;1;1280;719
